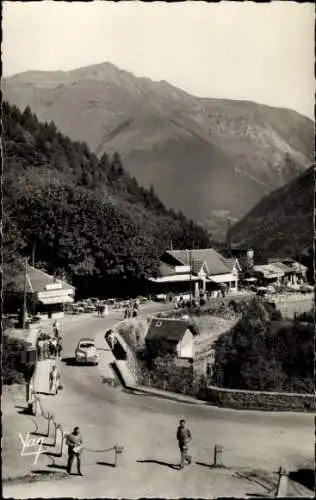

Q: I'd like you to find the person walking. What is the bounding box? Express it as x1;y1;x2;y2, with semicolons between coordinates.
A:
56;336;63;359
66;427;83;475
177;419;192;469
49;365;60;395
37;336;44;361
53;320;60;337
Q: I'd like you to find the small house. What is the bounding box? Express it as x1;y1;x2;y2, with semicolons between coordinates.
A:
146;317;198;360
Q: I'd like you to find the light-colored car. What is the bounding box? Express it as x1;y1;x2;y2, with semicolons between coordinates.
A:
75;338;99;365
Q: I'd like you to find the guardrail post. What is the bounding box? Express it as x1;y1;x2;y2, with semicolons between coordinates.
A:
276;466;288;497
114;445;124;467
55;426;65;457
213;445;224;467
47;413;53;437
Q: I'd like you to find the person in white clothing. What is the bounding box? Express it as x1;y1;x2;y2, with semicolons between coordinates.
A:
49;365;60;395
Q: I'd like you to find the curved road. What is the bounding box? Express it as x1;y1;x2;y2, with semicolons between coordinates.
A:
4;305;314;498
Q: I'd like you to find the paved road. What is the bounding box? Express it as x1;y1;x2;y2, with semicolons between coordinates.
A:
4;305;314;498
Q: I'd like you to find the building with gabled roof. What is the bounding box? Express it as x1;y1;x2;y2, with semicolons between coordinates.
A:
6;264;75;319
146;317;198;360
147;248;241;298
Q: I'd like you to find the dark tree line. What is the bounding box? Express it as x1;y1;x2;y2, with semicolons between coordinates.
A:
3;101;211;297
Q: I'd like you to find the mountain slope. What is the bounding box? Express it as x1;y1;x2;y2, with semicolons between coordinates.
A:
3;61;314;237
3;101;210;297
229;166;314;257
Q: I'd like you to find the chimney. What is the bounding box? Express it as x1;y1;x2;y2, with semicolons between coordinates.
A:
246;249;254;269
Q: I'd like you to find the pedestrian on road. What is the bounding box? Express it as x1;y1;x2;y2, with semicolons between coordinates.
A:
42;336;49;360
53;320;60;337
66;427;83;475
37;337;44;360
108;331;117;350
56;336;63;359
177;419;192;469
49;365;60;395
49;337;58;358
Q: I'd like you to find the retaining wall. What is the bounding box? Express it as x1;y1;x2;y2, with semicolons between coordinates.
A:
268;293;313;319
205;385;315;412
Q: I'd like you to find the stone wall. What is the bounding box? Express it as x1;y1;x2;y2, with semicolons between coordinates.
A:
268;293;313;319
205;385;315;412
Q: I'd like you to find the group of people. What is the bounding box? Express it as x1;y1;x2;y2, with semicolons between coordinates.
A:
123;299;139;319
37;320;63;361
97;303;107;317
64;419;192;475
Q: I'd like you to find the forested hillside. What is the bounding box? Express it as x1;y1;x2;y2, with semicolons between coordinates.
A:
3;101;210;297
229;166;314;259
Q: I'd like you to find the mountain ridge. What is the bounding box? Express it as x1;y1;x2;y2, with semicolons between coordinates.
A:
229;165;314;258
3;61;313;238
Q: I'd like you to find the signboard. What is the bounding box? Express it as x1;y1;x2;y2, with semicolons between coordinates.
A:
45;283;63;291
38;289;73;300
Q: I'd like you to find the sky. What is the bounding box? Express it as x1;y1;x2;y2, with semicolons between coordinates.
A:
2;1;315;118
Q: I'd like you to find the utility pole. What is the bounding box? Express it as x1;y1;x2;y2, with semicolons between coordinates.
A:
22;258;28;330
31;242;36;267
189;249;193;304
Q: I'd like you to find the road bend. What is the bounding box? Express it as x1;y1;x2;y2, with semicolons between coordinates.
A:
4;304;314;497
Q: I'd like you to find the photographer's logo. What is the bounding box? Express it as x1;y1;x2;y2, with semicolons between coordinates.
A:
18;432;45;465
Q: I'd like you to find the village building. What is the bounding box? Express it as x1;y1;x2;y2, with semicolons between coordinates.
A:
253;259;308;288
5;265;75;319
147;248;241;298
146;317;199;362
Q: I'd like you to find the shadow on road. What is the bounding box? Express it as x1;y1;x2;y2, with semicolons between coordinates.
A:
47;463;67;471
137;459;178;470
61;357;77;366
289;468;315;492
96;460;115;468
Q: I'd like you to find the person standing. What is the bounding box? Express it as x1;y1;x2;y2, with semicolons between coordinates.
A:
53;320;60;337
177;419;192;469
49;365;60;395
56;336;63;359
66;427;83;475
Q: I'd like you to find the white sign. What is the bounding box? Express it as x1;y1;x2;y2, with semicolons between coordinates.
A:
18;432;45;465
45;283;63;291
38;289;73;299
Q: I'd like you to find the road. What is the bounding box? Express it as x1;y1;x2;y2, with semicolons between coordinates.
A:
4;304;315;498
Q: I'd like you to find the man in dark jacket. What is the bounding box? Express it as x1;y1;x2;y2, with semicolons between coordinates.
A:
66;427;83;475
177;419;192;469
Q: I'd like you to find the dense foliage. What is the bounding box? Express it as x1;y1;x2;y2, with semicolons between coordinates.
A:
211;300;314;393
3;101;210;297
3;335;29;385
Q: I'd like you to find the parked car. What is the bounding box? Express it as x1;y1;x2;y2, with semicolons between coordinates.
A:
136;296;148;304
300;284;313;294
155;293;167;302
75;338;99;365
256;287;268;297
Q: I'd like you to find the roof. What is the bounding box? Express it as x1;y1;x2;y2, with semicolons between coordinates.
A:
222;258;241;272
165;249;231;276
146;318;198;345
253;264;284;278
191;259;206;274
14;265;75;294
158;261;178;277
270;262;293;273
281;260;308;272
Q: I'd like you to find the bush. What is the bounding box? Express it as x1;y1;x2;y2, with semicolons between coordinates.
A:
3;335;29;385
211;299;314;393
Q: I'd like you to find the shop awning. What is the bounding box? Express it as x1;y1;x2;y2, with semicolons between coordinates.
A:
39;296;74;305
